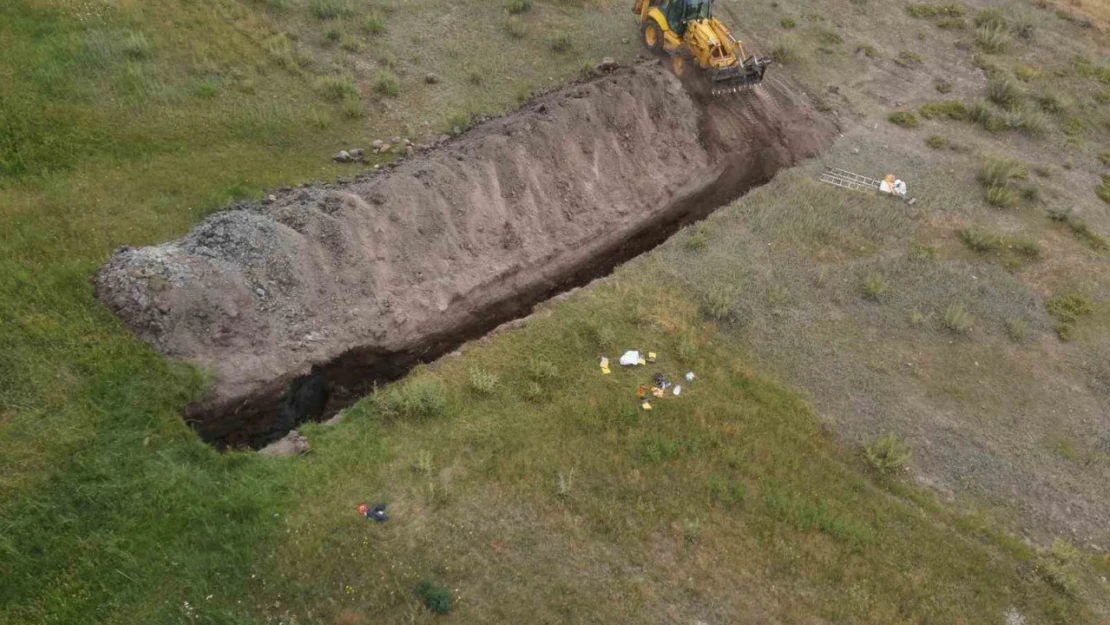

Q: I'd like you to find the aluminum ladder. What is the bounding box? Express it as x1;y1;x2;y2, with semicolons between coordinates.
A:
818;167;881;192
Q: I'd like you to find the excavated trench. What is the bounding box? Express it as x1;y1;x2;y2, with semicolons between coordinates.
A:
95;63;836;448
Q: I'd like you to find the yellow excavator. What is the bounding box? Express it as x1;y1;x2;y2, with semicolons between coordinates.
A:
632;0;771;95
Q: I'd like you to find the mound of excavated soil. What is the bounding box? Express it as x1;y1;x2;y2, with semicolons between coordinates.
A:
96;63;835;447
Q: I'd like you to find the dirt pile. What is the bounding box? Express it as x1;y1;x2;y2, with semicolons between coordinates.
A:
96;63;835;447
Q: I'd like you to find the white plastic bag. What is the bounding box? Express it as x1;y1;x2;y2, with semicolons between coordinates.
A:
619;351;640;366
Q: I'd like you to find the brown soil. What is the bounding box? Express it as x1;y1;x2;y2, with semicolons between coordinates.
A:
95;62;834;447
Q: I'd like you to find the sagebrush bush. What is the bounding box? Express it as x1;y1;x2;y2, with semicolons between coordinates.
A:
415;580;453;614
780;17;796;29
316;76;358;102
864;432;911;476
888;111;919;128
943;302;973;333
376;376;448;420
505;0;532;14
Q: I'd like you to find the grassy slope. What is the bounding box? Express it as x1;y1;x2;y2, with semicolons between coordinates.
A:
2;0;1109;622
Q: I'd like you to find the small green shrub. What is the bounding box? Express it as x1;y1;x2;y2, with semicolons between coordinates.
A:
708;474;747;508
976;24;1011;53
818;29;844;45
505;0;532;14
864;432;912;476
504;16;527;38
526;357;560;384
195;83;217;98
415;580;453;614
376;376;449;420
374;70;400;96
772;36;801;64
919;100;968;120
925;134;947;149
888;111;919;128
309;0;353;19
936;16;966;29
1007;110;1046;137
780;17;796;29
894;50;922;67
363;14;385;33
974;7;1006;29
469;368;499;396
943;302;973;333
316;76;359;102
986;76;1021;111
445;111;470;134
1046;293;1093;323
550;30;572;52
1021;183;1039;201
1099;152;1110;165
855;43;877;58
684;229;708;252
935;81;953;94
862;273;887;299
1005;318;1027;341
323;28;342;42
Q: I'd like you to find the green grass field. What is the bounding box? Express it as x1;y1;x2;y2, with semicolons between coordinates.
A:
3;0;1110;622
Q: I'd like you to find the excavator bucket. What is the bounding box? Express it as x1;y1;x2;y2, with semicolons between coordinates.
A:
708;55;772;96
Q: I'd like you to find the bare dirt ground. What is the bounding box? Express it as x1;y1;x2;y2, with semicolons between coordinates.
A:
95;63;835;446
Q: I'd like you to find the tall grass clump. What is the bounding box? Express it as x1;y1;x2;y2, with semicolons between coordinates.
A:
943;302;973;333
1049;209;1108;251
504;16;527;39
316;76;359;102
309;0;353;19
506;0;533;14
772;36;801;64
862;273;888;300
974;7;1006;29
919;101;968;120
375;376;449;420
363;14;385;33
469;368;499;396
374;70;400;96
1097;175;1110;205
987;77;1021;111
976;24;1010;53
977;156;1026;207
550;31;572;52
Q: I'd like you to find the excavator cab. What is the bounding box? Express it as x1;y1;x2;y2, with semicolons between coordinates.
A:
632;0;771;94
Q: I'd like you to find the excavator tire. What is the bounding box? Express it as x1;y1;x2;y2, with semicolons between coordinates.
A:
641;20;664;53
